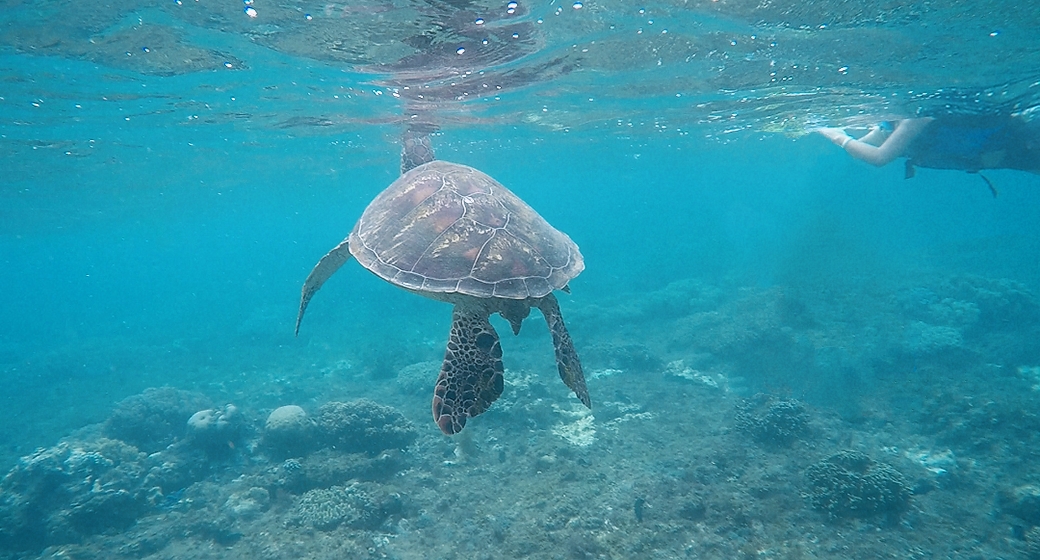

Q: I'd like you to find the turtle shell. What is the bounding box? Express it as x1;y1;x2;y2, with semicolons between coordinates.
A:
349;160;583;299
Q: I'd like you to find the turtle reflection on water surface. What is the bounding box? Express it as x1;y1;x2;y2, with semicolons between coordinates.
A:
295;148;590;435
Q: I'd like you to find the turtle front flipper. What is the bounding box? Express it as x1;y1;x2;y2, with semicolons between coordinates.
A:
432;305;505;435
295;239;352;336
537;293;591;409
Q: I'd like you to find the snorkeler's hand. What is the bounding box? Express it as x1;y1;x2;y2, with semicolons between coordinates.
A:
817;127;851;146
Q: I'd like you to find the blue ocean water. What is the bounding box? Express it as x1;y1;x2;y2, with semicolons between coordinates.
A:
3;1;1040;558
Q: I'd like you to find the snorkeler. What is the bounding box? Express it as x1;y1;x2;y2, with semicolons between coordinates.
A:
818;114;1040;196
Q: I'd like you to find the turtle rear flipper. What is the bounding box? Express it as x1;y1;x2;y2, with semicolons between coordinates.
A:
537;293;591;409
296;239;352;336
432;306;505;435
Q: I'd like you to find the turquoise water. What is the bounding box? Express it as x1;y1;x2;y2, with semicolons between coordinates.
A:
3;1;1040;558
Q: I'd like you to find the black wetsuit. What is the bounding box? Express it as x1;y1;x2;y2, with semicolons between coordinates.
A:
903;114;1040;178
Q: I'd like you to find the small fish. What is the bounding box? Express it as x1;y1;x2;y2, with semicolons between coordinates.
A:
634;497;647;522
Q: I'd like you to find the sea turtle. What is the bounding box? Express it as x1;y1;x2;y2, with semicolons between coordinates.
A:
295;130;590;434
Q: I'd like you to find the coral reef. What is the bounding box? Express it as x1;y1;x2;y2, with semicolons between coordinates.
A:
264;405;314;458
395;361;441;396
898;276;1040;364
940;276;1040;332
805;450;911;520
663;359;731;390
141;443;213;496
279;448;412;493
222;487;270;520
999;485;1040;525
897;286;980;329
672;288;815;382
904;448;957;489
0;438;152;552
901;321;965;356
285;482;402;531
735;394;811;446
575;279;722;329
551;411;597;447
583;343;663;374
1026;526;1040;559
315;400;418;455
917;389;1040;454
103;387;212;453
186;403;243;453
6;275;1040;559
13;398;247;537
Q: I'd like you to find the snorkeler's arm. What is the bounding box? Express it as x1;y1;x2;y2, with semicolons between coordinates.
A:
857;125;889;146
818;126;885;147
820;118;933;167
